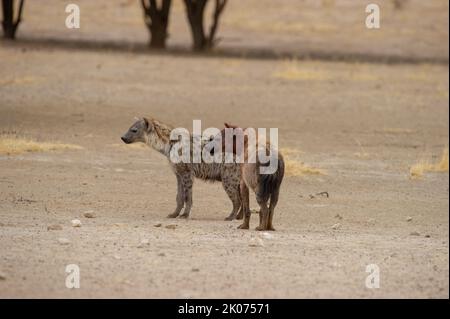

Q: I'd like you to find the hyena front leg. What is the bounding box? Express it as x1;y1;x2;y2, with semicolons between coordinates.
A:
179;173;193;218
167;174;184;218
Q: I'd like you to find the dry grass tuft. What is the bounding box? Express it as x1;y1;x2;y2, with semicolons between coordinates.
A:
285;159;325;177
0;134;83;155
280;147;325;177
377;128;415;135
274;60;329;81
410;148;449;179
111;142;147;150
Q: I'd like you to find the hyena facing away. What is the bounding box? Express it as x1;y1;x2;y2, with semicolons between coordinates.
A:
218;123;285;231
121;117;243;220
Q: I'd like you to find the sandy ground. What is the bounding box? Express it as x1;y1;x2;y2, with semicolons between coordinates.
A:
0;0;449;299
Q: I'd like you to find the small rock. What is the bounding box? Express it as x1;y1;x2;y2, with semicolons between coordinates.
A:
57;237;71;245
424;234;431;238
406;216;413;222
154;223;162;227
137;239;149;248
71;219;82;227
0;271;6;280
260;232;274;240
0;222;5;227
165;224;177;230
331;223;341;230
410;231;421;236
249;237;264;247
191;268;200;272
47;224;62;231
335;214;343;220
113;254;121;260
158;252;165;257
83;211;95;218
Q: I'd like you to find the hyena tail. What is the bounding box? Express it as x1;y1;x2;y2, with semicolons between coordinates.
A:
257;154;285;203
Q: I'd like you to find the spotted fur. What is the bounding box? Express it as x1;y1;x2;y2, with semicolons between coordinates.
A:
121;117;242;220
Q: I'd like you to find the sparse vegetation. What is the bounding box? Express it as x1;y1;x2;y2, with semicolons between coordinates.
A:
0;134;82;155
274;60;329;81
280;147;325;177
410;148;449;179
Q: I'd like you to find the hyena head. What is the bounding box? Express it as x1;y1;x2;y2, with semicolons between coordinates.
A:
121;118;150;144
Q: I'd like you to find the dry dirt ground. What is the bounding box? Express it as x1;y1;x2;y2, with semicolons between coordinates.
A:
0;0;449;299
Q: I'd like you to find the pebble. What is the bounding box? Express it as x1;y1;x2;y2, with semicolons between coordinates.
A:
113;255;121;260
83;211;95;218
191;268;200;272
47;224;62;231
410;231;421;236
165;224;177;230
260;232;274;240
249;237;264;247
331;223;341;230
154;223;162;227
406;216;413;222
57;237;71;245
71;219;82;227
335;214;343;220
0;271;6;280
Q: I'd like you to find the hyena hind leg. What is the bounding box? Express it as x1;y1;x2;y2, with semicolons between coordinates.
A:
167;174;184;218
237;182;250;229
255;195;270;231
223;183;241;221
178;174;193;218
267;188;280;231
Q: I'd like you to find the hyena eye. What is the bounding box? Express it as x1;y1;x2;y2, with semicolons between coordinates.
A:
131;128;138;133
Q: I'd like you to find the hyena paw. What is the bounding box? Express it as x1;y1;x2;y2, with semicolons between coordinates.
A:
167;212;179;218
224;215;234;221
237;223;249;230
255;225;266;231
179;213;190;219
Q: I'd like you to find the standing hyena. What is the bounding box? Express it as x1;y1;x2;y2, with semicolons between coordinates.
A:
218;123;285;231
121;117;243;220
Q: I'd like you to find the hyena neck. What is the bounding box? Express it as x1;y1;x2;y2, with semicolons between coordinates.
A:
145;119;173;157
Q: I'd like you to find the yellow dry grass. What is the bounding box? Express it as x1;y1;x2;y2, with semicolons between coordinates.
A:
0;134;83;155
410;148;449;179
378;128;415;134
0;76;42;86
280;147;325;177
273;60;329;81
111;142;147;150
285;159;325;177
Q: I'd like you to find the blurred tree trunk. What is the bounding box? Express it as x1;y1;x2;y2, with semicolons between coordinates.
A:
1;0;24;39
184;0;227;51
141;0;171;48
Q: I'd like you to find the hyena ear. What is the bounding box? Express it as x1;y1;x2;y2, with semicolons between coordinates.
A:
224;122;238;129
143;117;151;132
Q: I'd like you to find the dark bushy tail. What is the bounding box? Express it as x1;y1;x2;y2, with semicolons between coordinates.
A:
257;153;285;202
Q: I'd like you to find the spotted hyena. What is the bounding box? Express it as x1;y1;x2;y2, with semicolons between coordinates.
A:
121;117;243;220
